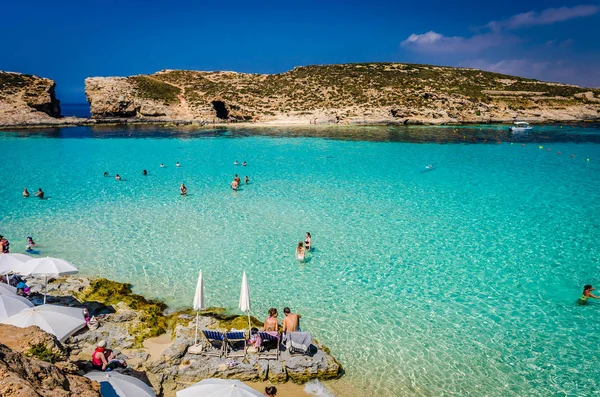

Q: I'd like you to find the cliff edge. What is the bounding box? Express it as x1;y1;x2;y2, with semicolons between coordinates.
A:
85;63;600;124
0;71;65;126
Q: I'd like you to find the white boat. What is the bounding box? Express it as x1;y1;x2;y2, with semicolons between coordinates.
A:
509;121;532;132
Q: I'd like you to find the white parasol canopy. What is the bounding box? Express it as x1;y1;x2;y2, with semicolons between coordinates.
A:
176;378;263;397
19;257;79;304
193;270;205;345
0;292;34;319
0;304;86;342
85;371;156;397
239;272;251;330
0;283;17;295
0;253;32;283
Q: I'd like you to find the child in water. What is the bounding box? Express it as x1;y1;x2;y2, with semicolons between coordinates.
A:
26;236;36;252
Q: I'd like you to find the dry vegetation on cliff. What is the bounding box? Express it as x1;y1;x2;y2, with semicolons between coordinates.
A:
86;63;600;124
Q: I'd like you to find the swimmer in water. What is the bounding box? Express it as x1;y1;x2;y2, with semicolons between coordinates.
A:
231;179;239;190
176;162;180;167
245;176;249;184
304;232;312;251
103;172;109;177
579;285;599;304
160;163;165;168
242;161;247;166
23;188;30;198
27;236;36;246
234;174;241;185
180;183;188;195
35;188;44;199
234;160;239;165
115;174;121;181
425;165;434;170
142;169;147;176
295;242;306;261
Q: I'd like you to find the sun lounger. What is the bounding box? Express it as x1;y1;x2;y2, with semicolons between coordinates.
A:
202;330;225;357
258;332;280;360
225;331;247;358
284;331;313;355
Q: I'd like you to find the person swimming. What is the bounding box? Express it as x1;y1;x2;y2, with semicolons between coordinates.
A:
142;169;147;176
242;161;247;166
296;242;306;261
103;172;109;177
579;285;599;304
180;183;188;195
234;160;239;165
27;236;36;246
35;188;44;199
160;163;165;168
23;188;30;198
425;164;434;170
245;176;249;184
115;174;121;181
176;162;180;167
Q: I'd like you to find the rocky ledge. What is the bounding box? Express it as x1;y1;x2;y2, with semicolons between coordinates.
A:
85;63;600;125
11;276;342;397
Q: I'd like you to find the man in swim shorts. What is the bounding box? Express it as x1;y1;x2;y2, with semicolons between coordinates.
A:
231;179;239;190
35;188;44;199
180;183;188;195
282;307;301;333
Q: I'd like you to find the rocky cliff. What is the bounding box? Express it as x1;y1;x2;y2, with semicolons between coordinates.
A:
0;71;68;126
85;63;600;124
0;325;101;397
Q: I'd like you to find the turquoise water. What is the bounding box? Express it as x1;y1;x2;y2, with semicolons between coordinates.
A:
1;124;600;396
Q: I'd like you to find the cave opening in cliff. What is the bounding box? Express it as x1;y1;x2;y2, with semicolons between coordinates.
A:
211;101;229;120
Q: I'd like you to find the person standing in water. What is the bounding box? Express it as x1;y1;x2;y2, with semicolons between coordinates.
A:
23;188;30;198
180;183;188;195
579;285;600;304
176;162;181;167
115;174;121;181
295;242;306;261
35;188;44;199
245;176;249;184
304;232;312;251
231;179;239;191
103;172;109;177
142;169;147;176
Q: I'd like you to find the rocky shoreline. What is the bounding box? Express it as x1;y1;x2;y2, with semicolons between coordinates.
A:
0;276;342;397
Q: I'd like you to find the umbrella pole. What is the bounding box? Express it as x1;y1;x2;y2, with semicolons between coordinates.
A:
194;311;199;345
247;310;251;332
44;275;47;304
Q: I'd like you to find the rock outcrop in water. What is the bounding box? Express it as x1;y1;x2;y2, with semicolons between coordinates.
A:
85;63;600;124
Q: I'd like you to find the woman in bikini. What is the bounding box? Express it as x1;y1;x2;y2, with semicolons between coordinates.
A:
264;308;278;332
304;232;312;251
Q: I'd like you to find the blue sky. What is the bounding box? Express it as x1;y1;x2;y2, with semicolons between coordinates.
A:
1;0;599;103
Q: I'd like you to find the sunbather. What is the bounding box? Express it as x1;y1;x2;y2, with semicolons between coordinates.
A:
282;307;301;333
264;308;278;332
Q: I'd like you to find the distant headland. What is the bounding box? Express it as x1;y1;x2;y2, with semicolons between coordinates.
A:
1;63;600;128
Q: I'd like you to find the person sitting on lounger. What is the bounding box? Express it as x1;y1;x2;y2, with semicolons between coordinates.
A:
282;307;301;333
264;308;279;332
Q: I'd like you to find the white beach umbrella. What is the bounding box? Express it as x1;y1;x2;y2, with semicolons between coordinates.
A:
176;378;263;397
0;283;17;295
0;292;34;319
0;253;32;283
193;270;206;345
0;304;86;342
85;371;156;397
19;257;79;304
239;271;251;331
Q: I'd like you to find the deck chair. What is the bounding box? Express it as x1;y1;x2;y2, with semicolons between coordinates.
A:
225;331;247;358
284;331;313;355
202;330;225;357
258;332;280;360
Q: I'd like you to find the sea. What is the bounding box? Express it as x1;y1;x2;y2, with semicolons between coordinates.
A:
1;123;599;396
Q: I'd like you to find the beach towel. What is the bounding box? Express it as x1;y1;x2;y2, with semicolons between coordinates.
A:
285;331;312;354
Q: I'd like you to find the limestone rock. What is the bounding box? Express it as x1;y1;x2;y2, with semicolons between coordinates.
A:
0;324;67;362
267;360;287;383
0;343;101;397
